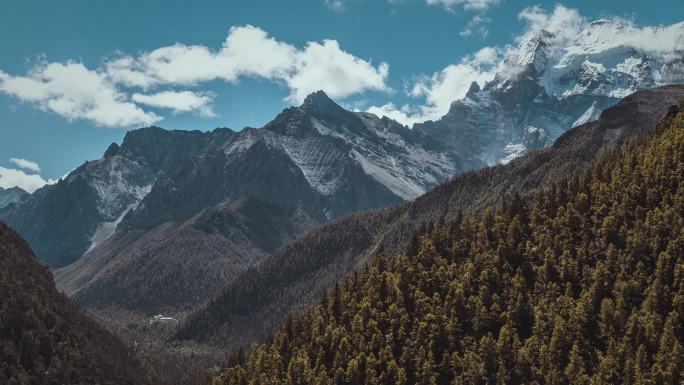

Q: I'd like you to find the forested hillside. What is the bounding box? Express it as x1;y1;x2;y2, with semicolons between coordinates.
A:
178;85;684;353
213;105;684;384
0;221;151;385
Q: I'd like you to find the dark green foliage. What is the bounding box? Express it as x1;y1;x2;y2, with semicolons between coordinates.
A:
0;222;151;385
213;108;684;384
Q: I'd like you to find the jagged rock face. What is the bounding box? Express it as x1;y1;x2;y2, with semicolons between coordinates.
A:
3;91;458;272
0;127;209;267
0;186;28;208
414;20;684;167
55;92;458;316
175;85;684;352
119;92;438;233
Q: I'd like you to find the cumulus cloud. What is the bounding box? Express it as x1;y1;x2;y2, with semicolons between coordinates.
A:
368;46;502;124
516;5;585;60
109;25;389;104
286;40;390;103
132;91;216;117
0;25;389;127
0;63;160;128
426;0;499;11
0;167;56;193
410;61;497;115
473;46;500;64
514;5;684;59
109;25;297;88
367;103;427;127
617;22;684;57
9;158;41;173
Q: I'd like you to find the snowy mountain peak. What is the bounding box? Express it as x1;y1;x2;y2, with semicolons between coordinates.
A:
0;187;28;209
411;18;684;171
515;30;554;72
263;107;319;137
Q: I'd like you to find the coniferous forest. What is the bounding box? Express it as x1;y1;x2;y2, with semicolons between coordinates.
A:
213;106;684;385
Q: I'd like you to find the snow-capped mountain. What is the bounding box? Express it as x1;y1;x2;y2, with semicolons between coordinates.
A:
52;91;463;316
1;91;456;270
544;20;683;98
0;186;28;209
412;19;684;167
6;19;683;270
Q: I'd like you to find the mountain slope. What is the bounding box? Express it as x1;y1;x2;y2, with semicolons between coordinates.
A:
5;19;684;271
54;92;455;323
0;127;210;267
0;221;150;385
412;20;684;166
0;186;27;209
177;85;684;351
214;103;684;385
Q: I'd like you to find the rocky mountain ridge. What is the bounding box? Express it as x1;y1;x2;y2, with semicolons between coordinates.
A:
0;186;27;209
176;85;684;352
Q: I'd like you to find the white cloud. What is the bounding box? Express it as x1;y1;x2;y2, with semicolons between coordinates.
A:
132;91;216;117
413;62;496;113
515;5;684;67
367;103;428;127
426;0;499;37
368;46;501;124
426;0;499;11
106;25;389;105
554;15;684;58
473;46;500;64
9;158;41;173
367;6;580;125
324;0;346;12
286;40;390;103
0;25;389;127
112;45;231;87
109;25;297;89
517;5;585;41
516;4;585;61
460;14;492;37
0;62;160;127
0;167;56;193
618;22;684;56
222;25;298;79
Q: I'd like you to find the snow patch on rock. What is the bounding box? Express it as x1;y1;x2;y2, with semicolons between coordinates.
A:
572;102;602;127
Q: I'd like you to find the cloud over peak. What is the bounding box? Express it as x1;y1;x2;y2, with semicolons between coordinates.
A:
367;4;684;126
0;62;160;128
111;25;389;104
131;91;216;117
0;158;58;193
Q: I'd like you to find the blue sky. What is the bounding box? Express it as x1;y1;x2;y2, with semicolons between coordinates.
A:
1;0;683;189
